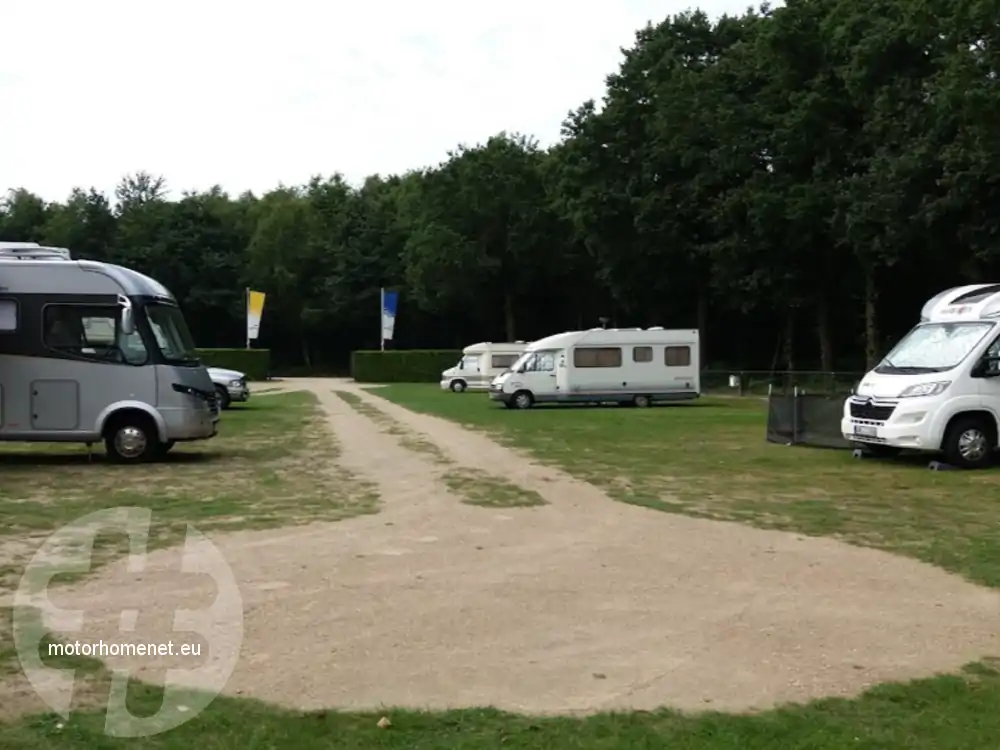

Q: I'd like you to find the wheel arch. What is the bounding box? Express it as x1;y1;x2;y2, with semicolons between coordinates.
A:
95;401;167;443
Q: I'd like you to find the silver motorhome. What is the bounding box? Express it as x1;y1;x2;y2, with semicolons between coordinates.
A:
0;242;220;462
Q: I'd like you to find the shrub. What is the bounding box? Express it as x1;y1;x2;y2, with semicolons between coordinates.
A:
197;348;271;380
351;349;461;383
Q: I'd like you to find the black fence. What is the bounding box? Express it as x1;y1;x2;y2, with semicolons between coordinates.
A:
765;384;858;450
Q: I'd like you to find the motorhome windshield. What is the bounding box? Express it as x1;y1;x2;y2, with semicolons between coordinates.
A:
875;321;994;374
145;303;199;364
459;354;479;369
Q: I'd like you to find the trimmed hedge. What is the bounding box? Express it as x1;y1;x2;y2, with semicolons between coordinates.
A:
352;349;462;383
197;348;271;381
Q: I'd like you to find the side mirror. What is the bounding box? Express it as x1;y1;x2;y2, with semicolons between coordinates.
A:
118;294;135;335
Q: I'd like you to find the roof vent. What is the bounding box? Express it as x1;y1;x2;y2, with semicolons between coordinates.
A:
0;242;72;260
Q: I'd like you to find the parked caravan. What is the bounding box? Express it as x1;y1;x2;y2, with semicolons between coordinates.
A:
0;242;220;463
843;284;1000;468
488;328;700;409
440;341;528;392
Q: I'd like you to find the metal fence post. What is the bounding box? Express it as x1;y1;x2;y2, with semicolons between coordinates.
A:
792;386;800;444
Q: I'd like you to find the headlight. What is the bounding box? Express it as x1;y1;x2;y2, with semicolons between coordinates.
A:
229;379;242;387
898;381;951;398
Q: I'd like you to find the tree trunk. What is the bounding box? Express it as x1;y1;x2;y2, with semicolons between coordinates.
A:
696;292;709;366
863;266;879;369
503;292;516;341
783;307;795;372
301;338;312;367
816;293;834;372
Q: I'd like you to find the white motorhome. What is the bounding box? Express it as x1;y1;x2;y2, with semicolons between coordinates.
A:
488;328;700;409
842;284;1000;468
0;242;220;463
440;341;527;392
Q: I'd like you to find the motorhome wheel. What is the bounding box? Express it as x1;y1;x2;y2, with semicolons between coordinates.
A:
104;415;158;463
943;415;997;469
512;391;533;409
215;384;231;409
633;395;651;408
450;379;467;393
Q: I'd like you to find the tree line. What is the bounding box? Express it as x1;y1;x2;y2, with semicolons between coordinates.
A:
3;0;998;374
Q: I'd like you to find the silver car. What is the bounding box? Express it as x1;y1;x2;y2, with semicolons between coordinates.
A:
206;367;250;409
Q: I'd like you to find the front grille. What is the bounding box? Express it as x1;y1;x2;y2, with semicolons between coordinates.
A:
849;400;895;421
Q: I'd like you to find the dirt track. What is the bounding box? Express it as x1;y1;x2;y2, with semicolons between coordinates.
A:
21;378;1000;714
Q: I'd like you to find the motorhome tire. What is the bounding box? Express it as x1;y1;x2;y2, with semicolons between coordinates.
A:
943;415;997;469
632;395;651;408
450;380;467;393
104;413;160;464
512;390;533;410
215;385;231;410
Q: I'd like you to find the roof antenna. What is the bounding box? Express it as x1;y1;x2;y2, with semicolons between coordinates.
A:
598;316;610;329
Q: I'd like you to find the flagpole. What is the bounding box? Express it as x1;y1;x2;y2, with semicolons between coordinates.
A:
379;287;385;352
245;287;250;350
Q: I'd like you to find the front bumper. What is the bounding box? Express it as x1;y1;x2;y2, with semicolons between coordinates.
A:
841;397;938;450
227;384;250;402
489;388;509;404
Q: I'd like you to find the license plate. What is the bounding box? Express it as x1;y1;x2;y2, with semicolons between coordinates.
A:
854;425;877;437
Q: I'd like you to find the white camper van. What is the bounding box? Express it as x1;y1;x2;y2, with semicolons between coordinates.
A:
488;328;700;409
440;341;527;392
0;242;220;463
842;284;1000;468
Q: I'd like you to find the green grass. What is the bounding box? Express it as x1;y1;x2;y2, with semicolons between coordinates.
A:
3;662;1000;748
335;390;543;507
371;385;1000;588
444;469;546;508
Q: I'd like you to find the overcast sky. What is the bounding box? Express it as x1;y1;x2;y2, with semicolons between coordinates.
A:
1;0;755;203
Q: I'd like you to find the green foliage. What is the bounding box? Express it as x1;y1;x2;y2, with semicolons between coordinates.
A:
4;5;1000;373
352;349;461;383
197;348;271;380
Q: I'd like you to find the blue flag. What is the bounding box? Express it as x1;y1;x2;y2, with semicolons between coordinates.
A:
381;288;399;342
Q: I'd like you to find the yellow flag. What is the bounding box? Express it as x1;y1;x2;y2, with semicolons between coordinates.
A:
246;290;266;341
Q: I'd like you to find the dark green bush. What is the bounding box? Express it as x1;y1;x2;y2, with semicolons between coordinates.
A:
351;349;462;383
197;348;271;380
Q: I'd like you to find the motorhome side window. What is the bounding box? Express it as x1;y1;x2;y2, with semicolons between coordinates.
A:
574;347;622;368
664;346;691;367
42;305;148;365
492;354;518;369
0;299;17;332
633;346;652;363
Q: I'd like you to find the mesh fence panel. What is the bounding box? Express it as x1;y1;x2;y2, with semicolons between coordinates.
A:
766;392;853;449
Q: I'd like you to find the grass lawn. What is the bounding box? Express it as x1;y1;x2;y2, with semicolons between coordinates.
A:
373;385;1000;589
4;385;1000;748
